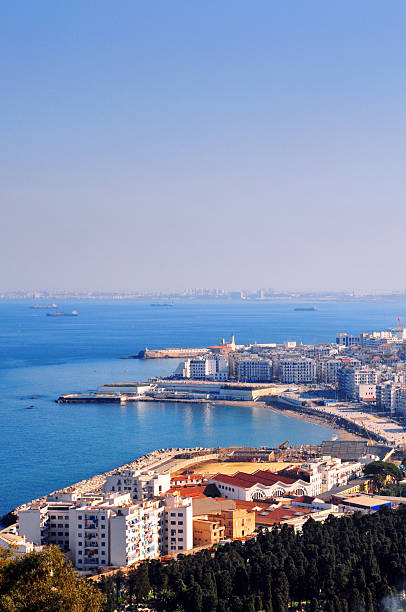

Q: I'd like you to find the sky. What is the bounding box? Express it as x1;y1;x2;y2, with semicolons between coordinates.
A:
2;1;406;293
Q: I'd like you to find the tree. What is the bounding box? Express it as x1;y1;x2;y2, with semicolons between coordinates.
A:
133;562;150;602
0;545;104;611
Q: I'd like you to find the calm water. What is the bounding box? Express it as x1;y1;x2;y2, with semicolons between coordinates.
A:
1;299;405;517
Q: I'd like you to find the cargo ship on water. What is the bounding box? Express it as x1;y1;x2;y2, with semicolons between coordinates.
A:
30;303;58;309
294;306;318;311
46;310;78;317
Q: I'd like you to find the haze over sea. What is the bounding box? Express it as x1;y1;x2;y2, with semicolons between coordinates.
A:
1;299;406;518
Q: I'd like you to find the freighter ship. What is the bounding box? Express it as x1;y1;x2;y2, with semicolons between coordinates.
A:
46;310;78;317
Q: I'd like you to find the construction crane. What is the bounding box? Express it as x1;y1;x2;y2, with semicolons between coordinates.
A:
398;317;404;330
278;440;290;450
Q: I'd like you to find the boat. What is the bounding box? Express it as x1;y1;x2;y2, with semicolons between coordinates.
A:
30;303;58;309
150;303;174;307
46;310;78;317
294;306;318;311
26;405;34;409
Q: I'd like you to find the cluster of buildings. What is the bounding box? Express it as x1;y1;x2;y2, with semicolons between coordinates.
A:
166;326;406;414
10;446;374;571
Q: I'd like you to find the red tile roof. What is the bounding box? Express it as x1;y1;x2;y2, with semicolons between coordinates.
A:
166;485;207;498
211;470;298;490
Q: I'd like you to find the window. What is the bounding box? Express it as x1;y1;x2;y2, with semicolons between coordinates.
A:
101;534;106;538
101;525;105;529
170;513;176;517
170;521;176;525
178;538;183;542
102;542;106;546
101;516;105;520
177;513;183;517
78;524;82;528
178;521;183;525
78;542;82;546
78;559;82;564
78;516;82;520
101;560;105;564
78;551;82;555
178;529;183;533
101;551;105;555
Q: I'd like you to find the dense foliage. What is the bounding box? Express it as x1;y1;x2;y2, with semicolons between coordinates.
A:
0;545;104;611
105;506;406;612
363;461;404;493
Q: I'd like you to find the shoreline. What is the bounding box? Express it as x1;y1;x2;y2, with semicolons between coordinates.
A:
266;401;366;442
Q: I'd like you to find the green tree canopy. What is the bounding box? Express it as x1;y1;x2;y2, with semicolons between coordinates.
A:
0;545;104;612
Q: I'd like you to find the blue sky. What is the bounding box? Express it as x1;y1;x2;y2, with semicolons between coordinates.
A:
2;1;406;292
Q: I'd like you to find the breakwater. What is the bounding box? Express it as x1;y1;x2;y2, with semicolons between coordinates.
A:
3;447;219;526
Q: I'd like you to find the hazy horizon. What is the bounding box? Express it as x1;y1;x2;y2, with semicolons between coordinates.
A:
3;1;406;292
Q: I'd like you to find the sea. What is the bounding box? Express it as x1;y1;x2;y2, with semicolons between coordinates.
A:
1;298;405;518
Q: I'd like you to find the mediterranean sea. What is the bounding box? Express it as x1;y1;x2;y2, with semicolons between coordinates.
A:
1;299;405;518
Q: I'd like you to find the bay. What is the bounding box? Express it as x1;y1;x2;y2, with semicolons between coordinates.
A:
1;298;405;517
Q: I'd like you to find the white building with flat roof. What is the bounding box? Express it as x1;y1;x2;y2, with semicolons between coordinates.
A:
235;358;273;382
102;470;171;501
163;493;193;555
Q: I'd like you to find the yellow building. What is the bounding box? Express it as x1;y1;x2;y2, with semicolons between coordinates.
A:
207;508;255;539
193;518;225;547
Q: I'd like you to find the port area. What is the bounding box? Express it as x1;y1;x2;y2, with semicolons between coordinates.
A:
56;379;406;448
56;380;285;405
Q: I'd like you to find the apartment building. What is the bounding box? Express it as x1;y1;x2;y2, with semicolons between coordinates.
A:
276;358;317;383
163;493;193;555
208;508;255;539
376;381;406;414
102;470;171;501
19;491;164;569
235;358;273;382
338;367;378;400
174;355;229;381
336;333;360;347
193;517;225;547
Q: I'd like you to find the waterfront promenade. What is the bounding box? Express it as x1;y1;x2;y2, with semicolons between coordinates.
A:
275;394;406;447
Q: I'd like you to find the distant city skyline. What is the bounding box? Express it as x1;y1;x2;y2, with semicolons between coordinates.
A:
2;2;406;291
4;287;406;299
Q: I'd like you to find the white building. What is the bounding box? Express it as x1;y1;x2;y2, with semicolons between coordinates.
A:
336;333;360;347
209;470;314;501
163;493;193;555
19;490;165;570
235;358;273;382
110;500;163;567
338;367;379;400
278;358;317;383
376;381;406;414
175;355;229;381
102;470;171;501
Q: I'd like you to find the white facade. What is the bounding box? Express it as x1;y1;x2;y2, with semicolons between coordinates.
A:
110;500;163;567
102;470;171;501
19;491;165;570
209;475;314;501
164;493;193;555
316;458;362;492
69;505;112;568
278;358;317;383
18;505;49;546
175;355;229;381
376;382;406;413
235;358;273;382
317;360;341;384
338;368;379;400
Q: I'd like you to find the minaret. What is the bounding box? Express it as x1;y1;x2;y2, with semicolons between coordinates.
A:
230;334;236;349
